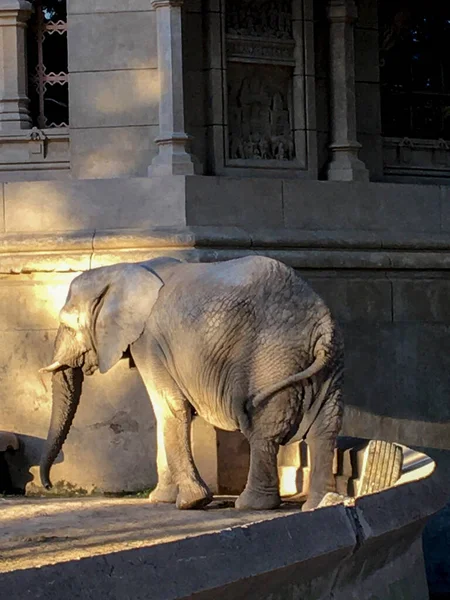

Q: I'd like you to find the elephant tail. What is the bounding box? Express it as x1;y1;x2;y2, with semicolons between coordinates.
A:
252;316;340;408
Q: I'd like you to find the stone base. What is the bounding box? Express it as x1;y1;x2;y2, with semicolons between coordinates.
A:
0;448;444;600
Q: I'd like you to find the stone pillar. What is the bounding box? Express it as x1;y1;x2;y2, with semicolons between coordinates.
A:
149;0;199;176
0;0;32;131
326;0;368;182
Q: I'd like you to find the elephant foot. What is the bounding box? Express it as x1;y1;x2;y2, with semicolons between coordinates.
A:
176;480;213;510
235;488;281;511
149;483;178;504
302;492;327;512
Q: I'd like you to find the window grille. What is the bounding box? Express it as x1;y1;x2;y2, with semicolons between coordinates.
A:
379;1;450;140
27;0;68;128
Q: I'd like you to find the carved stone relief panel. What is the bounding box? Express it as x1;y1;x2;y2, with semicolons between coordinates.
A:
227;63;295;162
226;0;293;39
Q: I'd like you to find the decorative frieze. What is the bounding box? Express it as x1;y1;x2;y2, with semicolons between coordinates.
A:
226;0;293;39
226;37;295;66
383;136;450;177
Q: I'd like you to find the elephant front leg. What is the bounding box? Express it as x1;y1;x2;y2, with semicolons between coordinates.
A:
235;439;281;510
148;404;178;505
162;403;213;510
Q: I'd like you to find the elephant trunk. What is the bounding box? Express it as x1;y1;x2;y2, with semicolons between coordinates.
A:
39;366;84;490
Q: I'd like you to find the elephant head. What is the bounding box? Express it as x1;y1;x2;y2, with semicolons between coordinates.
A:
39;263;164;489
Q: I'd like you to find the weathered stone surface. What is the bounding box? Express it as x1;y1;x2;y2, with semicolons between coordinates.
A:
70;126;159;179
0;445;444;600
282;181;442;232
4;177;186;232
186;177;283;227
309;277;392;323
68;0;155;13
70;70;159;129
69;12;157;73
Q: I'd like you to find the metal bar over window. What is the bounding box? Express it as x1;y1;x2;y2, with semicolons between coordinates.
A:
27;0;68;128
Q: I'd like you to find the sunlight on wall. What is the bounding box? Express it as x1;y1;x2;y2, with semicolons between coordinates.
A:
93;70;160;116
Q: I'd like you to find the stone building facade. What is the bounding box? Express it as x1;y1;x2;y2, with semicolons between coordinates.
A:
0;0;449;539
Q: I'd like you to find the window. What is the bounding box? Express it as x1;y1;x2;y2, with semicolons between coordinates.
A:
27;0;68;128
379;1;450;140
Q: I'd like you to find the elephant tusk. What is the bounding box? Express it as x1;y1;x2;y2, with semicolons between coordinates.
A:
39;361;62;374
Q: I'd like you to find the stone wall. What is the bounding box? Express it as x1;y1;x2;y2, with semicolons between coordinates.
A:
67;0;159;179
0;177;448;495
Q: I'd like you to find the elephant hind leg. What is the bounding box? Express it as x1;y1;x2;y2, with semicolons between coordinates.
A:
302;390;342;511
235;439;281;510
235;387;299;510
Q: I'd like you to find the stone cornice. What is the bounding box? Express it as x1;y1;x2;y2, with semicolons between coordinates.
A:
151;0;183;9
2;227;450;273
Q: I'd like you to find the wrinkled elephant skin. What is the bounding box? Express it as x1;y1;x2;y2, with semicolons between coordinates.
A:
40;256;344;511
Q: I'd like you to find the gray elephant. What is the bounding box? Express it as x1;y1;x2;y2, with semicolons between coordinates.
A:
40;256;344;511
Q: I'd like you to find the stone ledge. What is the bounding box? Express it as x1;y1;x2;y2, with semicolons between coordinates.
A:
2;226;450;273
0;449;445;600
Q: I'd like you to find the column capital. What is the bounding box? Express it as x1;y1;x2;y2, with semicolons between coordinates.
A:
0;0;31;25
151;0;184;9
327;0;358;24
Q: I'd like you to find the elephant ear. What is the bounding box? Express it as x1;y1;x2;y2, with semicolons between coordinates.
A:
93;264;163;374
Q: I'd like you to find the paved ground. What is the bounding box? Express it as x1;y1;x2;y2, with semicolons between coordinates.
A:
0;496;300;573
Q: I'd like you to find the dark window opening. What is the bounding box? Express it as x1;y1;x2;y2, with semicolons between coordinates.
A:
27;0;68;128
379;1;450;140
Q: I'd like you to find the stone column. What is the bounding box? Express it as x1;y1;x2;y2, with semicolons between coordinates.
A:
149;0;199;176
326;0;368;182
0;0;32;131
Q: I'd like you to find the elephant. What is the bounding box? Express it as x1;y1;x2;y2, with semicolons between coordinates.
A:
39;255;344;511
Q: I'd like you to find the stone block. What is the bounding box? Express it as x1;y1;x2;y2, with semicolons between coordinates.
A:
308;277;392;323
438;186;450;232
393;279;450;323
282;181;441;232
187;126;207;172
356;0;378;29
205;125;225;172
356;83;381;135
293;75;306;131
0;274;77;331
183;11;204;73
186;177;283;228
205;68;225;126
69;0;155;13
204;11;223;70
354;29;380;83
70;126;158;179
342;323;450;449
357;132;383;180
315;77;329;132
190;418;249;496
184;71;206;130
4;176;186;232
69;71;159;129
69;12;157;73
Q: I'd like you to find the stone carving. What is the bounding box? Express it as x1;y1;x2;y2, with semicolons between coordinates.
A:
226;0;292;39
228;66;295;161
227;38;295;65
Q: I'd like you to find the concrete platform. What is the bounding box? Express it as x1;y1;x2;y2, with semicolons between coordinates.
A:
0;448;447;600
